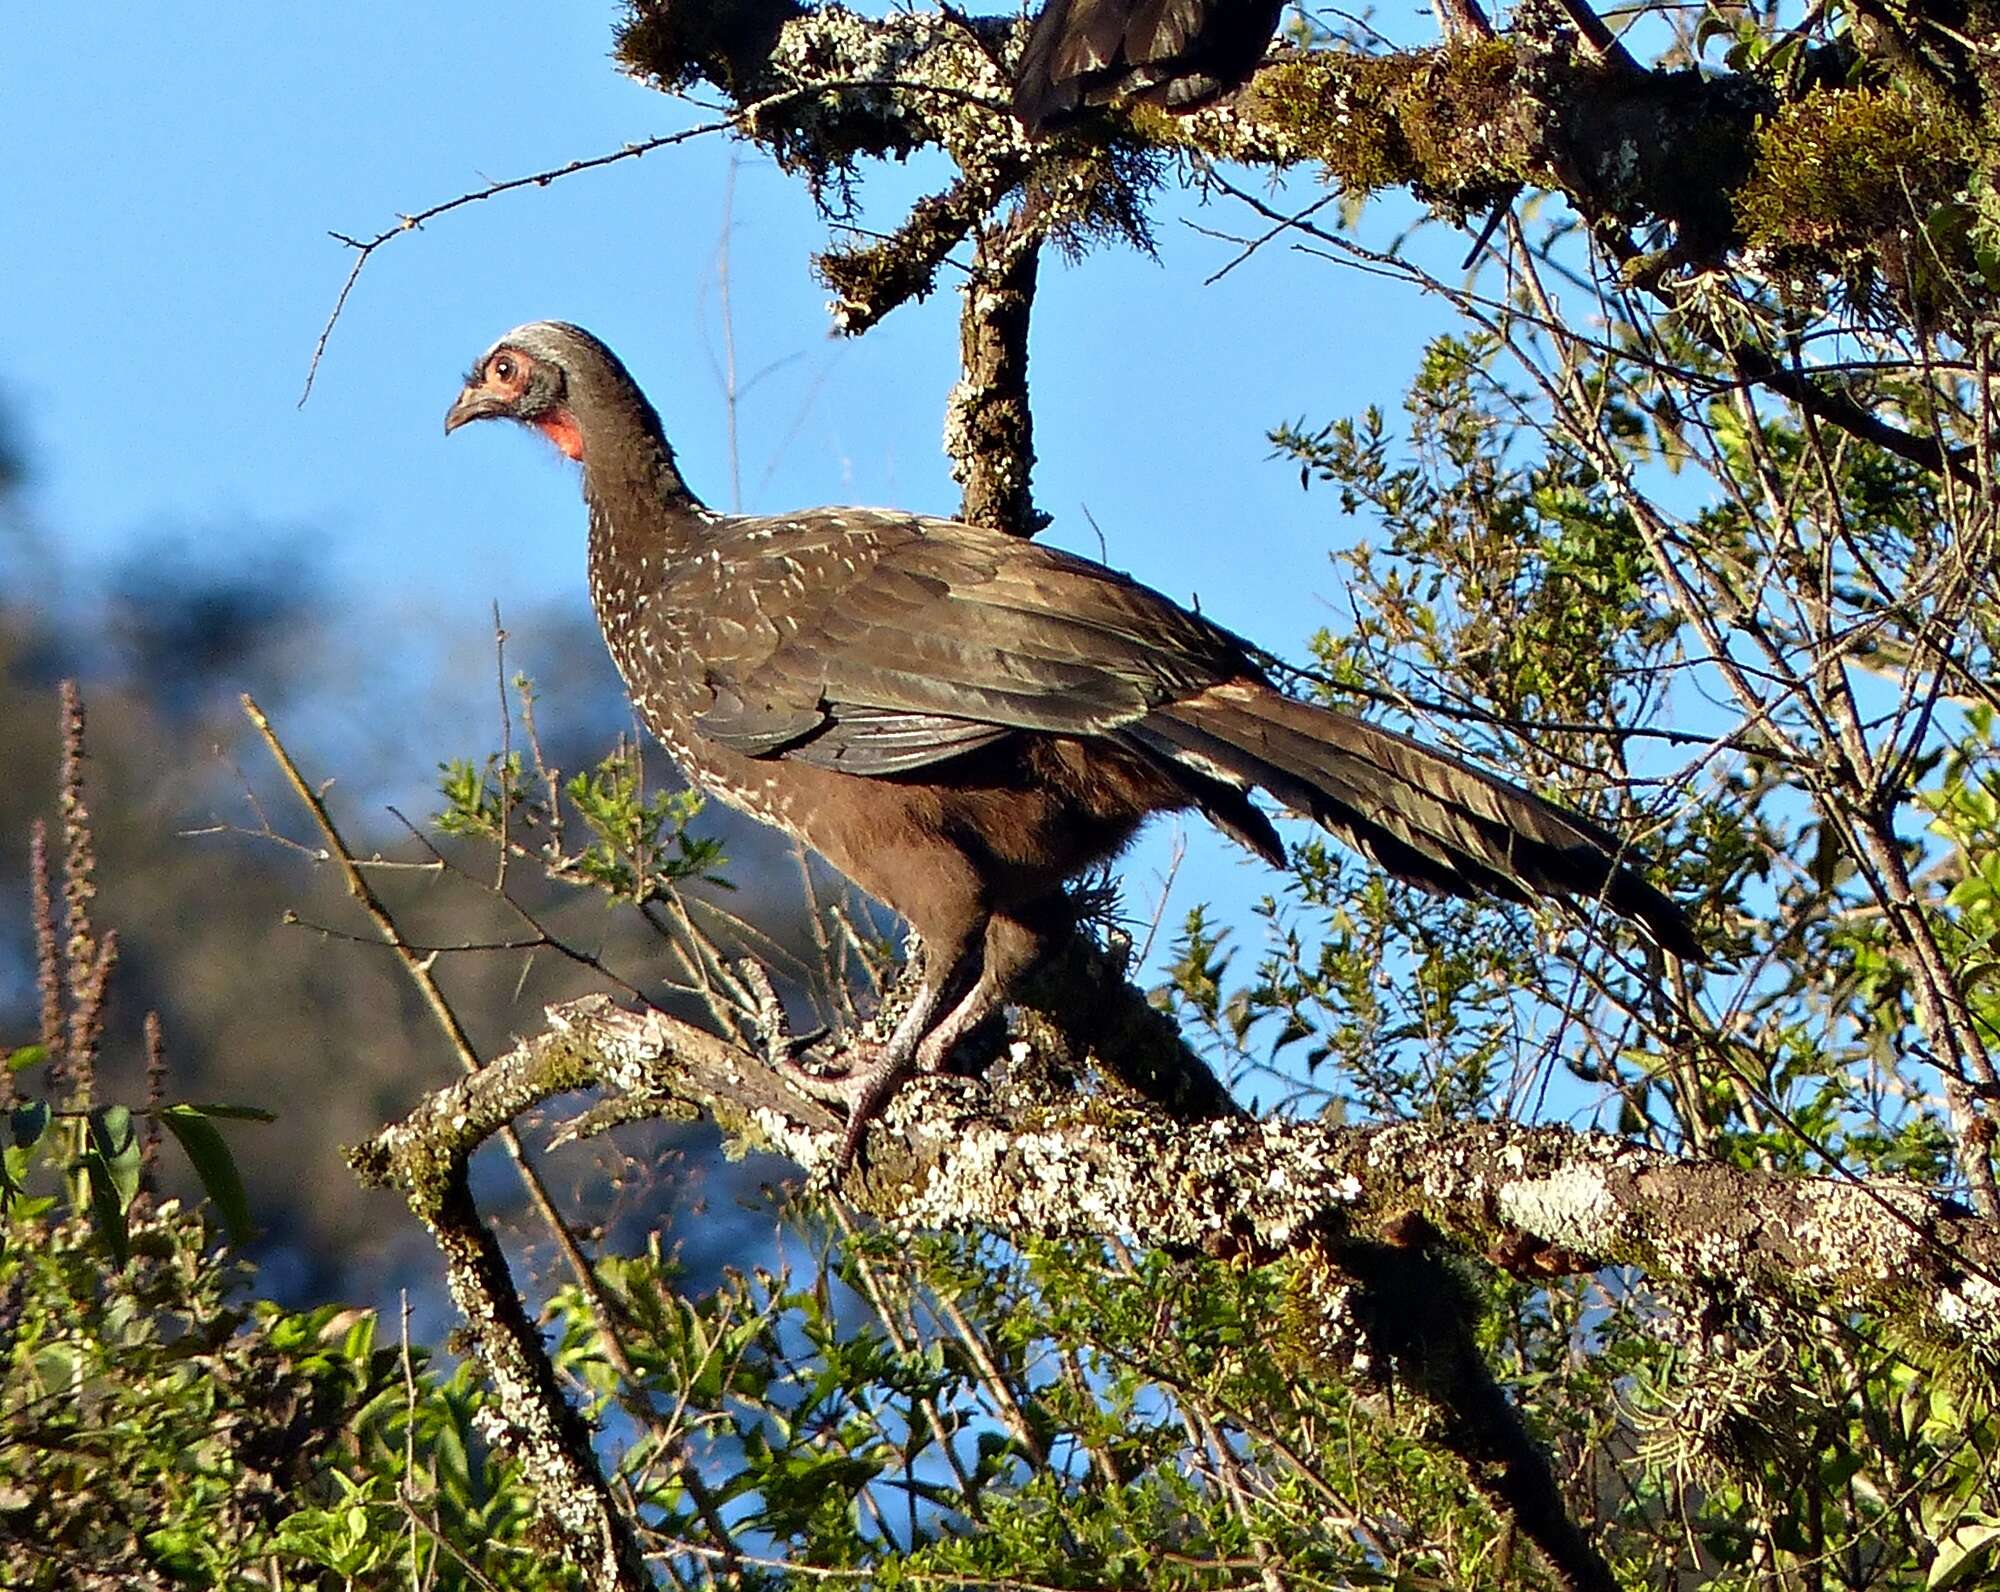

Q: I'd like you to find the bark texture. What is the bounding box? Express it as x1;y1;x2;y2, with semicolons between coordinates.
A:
354;976;2000;1387
947;210;1047;537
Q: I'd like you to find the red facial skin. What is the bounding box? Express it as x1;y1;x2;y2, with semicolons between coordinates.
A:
533;410;585;461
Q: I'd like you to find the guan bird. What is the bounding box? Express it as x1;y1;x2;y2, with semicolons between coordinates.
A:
446;322;1699;1158
1011;0;1288;134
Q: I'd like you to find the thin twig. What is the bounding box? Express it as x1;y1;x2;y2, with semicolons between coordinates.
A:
300;78;1008;403
493;605;512;893
239;694;648;1389
399;1291;423;1592
141;1012;167;1180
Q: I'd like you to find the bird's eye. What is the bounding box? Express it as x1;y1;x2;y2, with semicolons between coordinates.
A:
492;355;518;384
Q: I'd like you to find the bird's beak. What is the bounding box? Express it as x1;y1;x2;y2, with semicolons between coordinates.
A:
444;385;504;435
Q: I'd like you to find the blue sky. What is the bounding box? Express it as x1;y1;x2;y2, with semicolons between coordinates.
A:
4;2;1458;1006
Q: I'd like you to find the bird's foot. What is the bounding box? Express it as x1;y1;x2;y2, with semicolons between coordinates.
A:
771;1040;916;1181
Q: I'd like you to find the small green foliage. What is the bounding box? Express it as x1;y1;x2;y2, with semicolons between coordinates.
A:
1;1068;268;1269
1919;707;2000;1119
530;1223;1533;1587
1274;332;1672;728
563;749;725;902
436;750;531;841
0;1194;571;1589
438;727;727;906
79;1102;143;1266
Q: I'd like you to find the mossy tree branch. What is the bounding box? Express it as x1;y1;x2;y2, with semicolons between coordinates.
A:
355;948;2000;1589
615;0;1988;480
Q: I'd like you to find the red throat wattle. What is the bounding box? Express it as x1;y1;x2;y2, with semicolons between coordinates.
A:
534;410;585;461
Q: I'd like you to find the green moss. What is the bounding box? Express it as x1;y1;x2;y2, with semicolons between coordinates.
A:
1250;56;1411;191
816;236;946;329
1400;38;1520;200
1244;42;1524;212
1736;86;1974;257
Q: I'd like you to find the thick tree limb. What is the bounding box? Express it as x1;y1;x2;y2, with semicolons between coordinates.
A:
947;208;1048;537
348;1033;656;1590
617;1;1975;481
356;988;2000;1356
353;946;2000;1588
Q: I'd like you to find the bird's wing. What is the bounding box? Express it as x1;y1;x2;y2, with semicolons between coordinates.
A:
1012;0;1286;130
684;511;1247;773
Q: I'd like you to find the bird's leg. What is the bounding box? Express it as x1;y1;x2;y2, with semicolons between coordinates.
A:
772;933;985;1170
774;907;1062;1172
911;908;1058;1073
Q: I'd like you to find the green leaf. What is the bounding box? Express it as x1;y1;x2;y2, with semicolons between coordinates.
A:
5;1044;46;1074
163;1101;276;1123
89;1104;144;1206
1930;1519;2000;1590
82;1153;129;1266
160;1105;256;1246
76;1105;144;1267
33;1342;81;1397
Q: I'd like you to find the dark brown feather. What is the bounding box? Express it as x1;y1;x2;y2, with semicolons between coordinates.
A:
1138;684;1701;958
1012;0;1287;133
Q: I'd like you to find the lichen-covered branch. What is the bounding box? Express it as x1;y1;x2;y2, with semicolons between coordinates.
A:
353;966;2000;1589
622;0;1030;330
349;1060;655;1589
357;982;2000;1368
947;209;1047;537
430;1177;651;1591
817;166;1025;335
615;0;1986;479
614;0;1870;283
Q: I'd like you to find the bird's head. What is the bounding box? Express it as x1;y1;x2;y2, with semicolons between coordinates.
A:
445;322;654;464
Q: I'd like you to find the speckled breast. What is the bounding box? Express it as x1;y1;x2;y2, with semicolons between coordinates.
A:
589;592;811;850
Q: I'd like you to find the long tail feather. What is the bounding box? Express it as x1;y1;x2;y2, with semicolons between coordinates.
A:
1137;682;1702;959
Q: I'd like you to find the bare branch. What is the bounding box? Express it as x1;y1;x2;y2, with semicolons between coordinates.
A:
300;75;1011;403
240;697;660;1414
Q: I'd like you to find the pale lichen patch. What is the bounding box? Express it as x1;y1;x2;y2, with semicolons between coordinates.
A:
1498;1166;1627;1255
1932;1272;2000;1360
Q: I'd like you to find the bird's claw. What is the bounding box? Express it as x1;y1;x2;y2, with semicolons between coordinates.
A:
782;1022;832;1059
771;1040;916;1180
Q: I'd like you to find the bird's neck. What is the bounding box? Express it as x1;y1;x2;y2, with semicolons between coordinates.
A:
580;423;713;574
